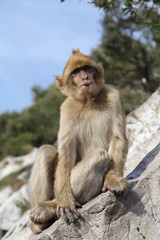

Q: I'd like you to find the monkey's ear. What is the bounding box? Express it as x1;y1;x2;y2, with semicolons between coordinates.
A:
98;63;103;68
97;63;104;75
72;49;80;55
56;75;64;90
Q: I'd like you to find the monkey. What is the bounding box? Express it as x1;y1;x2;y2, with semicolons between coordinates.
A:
28;49;128;234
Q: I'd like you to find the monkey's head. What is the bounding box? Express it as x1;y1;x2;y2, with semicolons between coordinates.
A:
56;49;104;100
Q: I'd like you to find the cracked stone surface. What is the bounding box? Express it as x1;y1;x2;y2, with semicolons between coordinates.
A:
3;142;160;240
125;87;160;175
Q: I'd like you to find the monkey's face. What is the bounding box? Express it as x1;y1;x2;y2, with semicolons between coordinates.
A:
70;66;97;95
56;50;105;99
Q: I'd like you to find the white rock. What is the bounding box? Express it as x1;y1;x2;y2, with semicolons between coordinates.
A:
0;187;12;206
2;210;31;240
126;87;160;169
0;185;30;231
0;148;38;180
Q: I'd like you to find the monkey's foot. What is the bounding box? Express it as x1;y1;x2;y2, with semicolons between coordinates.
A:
30;201;57;224
29;219;53;235
102;175;128;196
57;203;81;224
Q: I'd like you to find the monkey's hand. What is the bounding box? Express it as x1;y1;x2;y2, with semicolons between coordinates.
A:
56;200;81;224
30;201;57;224
102;174;128;196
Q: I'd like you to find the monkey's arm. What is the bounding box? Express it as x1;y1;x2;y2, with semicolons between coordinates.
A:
54;110;80;222
102;126;128;195
102;92;128;195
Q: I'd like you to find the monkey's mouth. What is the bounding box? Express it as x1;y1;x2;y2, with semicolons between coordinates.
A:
80;81;94;89
83;83;90;87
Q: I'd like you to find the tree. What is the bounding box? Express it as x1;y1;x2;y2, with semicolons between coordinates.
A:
0;84;65;159
90;1;160;113
32;85;47;101
1;0;160;158
61;0;160;30
92;0;160;30
60;0;160;113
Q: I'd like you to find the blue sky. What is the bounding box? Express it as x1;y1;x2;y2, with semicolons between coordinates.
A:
0;0;103;113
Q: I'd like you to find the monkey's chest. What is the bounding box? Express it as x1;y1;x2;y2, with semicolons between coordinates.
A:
76;111;110;152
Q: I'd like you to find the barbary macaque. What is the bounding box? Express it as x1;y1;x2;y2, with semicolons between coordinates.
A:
28;49;128;234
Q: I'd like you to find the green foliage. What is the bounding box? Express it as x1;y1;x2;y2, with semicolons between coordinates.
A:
90;0;160;30
121;90;150;114
0;172;18;190
91;1;160;113
3;133;35;156
15;199;30;216
89;0;112;10
1;1;160;158
0;165;32;190
32;85;47;101
61;1;160;31
28;84;65;145
0;84;65;159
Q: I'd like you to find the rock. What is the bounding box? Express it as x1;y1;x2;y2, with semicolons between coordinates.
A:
0;187;13;207
1;88;160;239
3;141;160;240
0;185;30;232
2;211;31;240
0;148;38;181
30;143;160;240
125;128;160;177
126;87;160;174
0;148;38;234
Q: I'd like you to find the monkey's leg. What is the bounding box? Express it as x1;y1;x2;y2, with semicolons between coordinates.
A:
28;145;58;234
70;148;110;205
29;145;58;206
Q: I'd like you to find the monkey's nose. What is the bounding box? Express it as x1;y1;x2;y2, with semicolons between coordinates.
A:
81;75;88;81
82;77;88;81
80;70;88;80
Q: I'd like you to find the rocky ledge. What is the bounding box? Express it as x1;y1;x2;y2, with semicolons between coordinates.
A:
3;128;160;240
2;87;160;240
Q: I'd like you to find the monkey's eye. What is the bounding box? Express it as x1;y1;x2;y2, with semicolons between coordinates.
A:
83;66;93;72
72;68;81;75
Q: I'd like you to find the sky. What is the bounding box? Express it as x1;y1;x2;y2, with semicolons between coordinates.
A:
0;0;104;113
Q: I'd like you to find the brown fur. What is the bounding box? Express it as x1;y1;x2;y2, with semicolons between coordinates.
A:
28;50;128;234
62;49;104;84
56;50;104;98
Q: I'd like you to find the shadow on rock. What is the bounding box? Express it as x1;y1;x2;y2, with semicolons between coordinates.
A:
126;143;160;180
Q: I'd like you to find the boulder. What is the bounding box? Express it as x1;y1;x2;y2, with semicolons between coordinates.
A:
2;87;160;240
3;141;160;240
126;87;160;174
0;149;38;234
0;148;38;181
2;210;31;240
0;185;29;232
